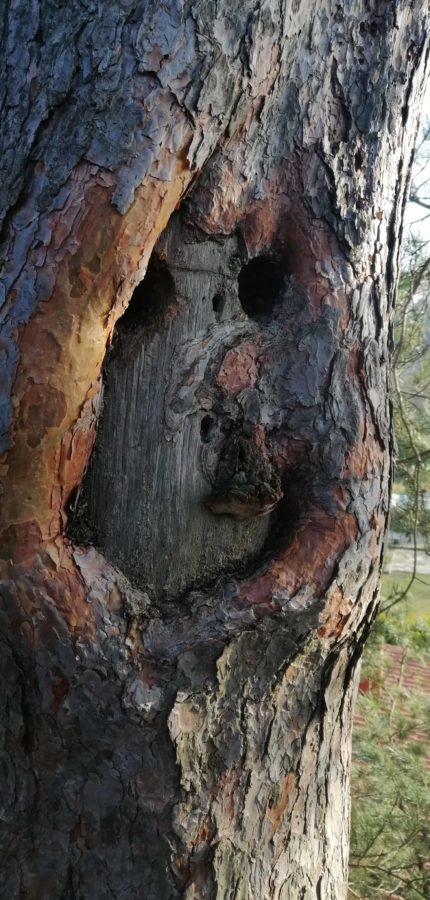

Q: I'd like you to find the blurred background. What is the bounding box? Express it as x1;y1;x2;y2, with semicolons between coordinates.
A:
349;84;430;900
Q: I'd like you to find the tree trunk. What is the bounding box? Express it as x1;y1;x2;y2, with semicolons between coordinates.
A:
0;2;428;898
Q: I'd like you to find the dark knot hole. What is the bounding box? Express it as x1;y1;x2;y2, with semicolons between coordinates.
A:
200;414;217;443
238;256;287;320
116;254;175;335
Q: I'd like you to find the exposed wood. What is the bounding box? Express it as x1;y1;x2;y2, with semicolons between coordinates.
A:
0;2;429;898
75;217;274;598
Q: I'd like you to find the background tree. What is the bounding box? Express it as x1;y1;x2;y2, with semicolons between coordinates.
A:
383;112;430;609
0;3;429;898
350;112;430;900
349;611;430;900
348;94;430;900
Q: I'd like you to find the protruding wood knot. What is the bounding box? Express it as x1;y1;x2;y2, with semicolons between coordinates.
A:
204;435;283;520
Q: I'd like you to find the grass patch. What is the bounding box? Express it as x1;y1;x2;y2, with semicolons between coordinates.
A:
381;572;430;620
392;480;407;495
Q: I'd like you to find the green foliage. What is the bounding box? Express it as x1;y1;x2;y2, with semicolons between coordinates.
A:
349;616;430;900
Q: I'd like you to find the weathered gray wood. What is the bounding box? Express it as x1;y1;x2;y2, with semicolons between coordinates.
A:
0;1;429;898
77;217;273;597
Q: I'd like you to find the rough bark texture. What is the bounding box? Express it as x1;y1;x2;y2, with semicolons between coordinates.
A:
0;2;429;898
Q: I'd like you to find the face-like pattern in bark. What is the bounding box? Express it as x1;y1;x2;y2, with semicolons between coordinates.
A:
72;211;361;601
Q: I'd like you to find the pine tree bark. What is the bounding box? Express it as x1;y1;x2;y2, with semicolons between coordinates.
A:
0;2;429;898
